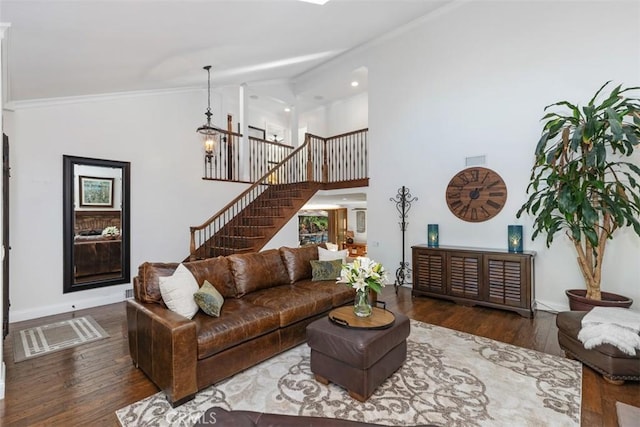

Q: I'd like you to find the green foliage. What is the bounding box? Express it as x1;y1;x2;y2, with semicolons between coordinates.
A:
517;82;640;296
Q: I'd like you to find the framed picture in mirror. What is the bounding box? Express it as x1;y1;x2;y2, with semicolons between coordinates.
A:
79;176;114;207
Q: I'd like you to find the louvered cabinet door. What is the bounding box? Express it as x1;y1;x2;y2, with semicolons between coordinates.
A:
447;252;482;300
412;248;446;296
485;254;533;310
412;245;535;317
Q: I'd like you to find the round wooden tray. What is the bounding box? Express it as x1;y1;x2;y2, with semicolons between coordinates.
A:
328;306;395;329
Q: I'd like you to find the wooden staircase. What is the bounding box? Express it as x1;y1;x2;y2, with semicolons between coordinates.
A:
189;129;368;260
191;182;320;258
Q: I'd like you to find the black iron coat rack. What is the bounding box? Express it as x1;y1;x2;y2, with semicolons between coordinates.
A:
389;186;417;294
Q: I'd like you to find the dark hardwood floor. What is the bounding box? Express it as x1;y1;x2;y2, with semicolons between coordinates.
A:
1;286;638;426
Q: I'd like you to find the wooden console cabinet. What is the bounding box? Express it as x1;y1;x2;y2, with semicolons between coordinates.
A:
412;245;535;317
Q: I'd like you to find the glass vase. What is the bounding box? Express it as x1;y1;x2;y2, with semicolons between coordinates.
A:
353;288;372;318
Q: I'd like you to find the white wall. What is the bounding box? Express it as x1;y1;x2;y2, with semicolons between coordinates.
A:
262;216;299;250
299;92;368;138
8;90;248;321
299;107;328;137
365;0;640;311
326;92;368;136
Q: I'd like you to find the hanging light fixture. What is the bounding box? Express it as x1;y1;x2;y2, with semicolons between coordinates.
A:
197;65;219;163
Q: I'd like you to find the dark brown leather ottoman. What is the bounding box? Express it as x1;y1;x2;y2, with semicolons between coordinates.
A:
306;312;410;401
556;311;640;384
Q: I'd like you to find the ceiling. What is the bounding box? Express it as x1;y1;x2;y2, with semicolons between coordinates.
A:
1;0;450;112
302;189;367;212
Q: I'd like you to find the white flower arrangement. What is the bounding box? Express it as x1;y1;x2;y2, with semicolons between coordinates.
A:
102;226;120;237
337;257;387;294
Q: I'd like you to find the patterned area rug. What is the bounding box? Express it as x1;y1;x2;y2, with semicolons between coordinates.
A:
13;315;109;362
116;320;581;427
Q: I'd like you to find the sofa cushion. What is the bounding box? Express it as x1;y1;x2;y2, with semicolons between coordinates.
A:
193;299;280;359
243;285;333;327
279;244;320;284
158;263;200;319
228;249;290;297
295;279;356;307
137;262;180;304
310;259;343;281
135;257;237;305
194;280;225;317
183;256;237;298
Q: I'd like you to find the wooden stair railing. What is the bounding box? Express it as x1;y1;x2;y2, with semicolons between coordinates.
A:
189;129;368;260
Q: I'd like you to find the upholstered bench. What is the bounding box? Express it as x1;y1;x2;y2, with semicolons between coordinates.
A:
306;312;410;401
556;311;640;384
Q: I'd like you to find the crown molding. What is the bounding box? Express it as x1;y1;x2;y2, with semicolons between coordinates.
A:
5;86;202;110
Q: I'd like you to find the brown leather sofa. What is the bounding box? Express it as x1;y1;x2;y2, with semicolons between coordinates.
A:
194;406;439;426
126;244;355;406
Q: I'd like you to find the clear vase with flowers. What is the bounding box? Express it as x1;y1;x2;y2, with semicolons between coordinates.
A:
337;257;387;317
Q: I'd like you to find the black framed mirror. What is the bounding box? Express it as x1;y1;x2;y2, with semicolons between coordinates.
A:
63;155;131;293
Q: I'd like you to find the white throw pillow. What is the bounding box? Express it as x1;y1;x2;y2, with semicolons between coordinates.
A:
159;263;200;319
318;246;348;262
325;242;339;251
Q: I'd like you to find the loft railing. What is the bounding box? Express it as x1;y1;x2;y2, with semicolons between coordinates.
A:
306;129;369;183
203;130;294;183
248;137;294;182
190;128;368;260
203;126;242;181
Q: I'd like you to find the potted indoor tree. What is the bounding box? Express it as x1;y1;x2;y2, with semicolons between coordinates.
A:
517;81;640;310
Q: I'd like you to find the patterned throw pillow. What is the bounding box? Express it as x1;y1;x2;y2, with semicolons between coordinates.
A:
193;280;225;317
310;259;344;281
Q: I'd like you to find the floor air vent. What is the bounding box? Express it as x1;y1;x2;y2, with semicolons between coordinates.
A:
125;288;134;299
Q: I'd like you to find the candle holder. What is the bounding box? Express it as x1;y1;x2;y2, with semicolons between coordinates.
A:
427;224;439;247
508;225;523;253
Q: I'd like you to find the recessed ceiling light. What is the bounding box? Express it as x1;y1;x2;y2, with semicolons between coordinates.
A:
351;81;359;87
284;107;291;112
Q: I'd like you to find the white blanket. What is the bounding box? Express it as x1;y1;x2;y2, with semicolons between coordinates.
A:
578;307;640;356
581;307;640;332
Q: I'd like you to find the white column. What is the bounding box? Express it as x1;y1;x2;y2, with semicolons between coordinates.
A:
0;22;11;401
238;83;250;182
290;105;300;147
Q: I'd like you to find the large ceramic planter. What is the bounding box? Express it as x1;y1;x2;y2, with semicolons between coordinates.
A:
565;289;633;311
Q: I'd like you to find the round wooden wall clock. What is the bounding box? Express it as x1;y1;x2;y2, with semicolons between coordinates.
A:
445;167;507;222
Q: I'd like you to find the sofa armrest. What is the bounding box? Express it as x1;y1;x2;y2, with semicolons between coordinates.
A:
126;298;198;406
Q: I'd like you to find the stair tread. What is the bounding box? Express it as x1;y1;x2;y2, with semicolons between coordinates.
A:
215;235;264;240
194;179;324;261
209;246;254;252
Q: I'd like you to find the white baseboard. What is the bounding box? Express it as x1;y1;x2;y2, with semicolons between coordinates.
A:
9;291;126;323
534;298;570;314
0;361;5;399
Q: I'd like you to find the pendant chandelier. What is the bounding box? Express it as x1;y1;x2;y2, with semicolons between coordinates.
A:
197;65;219;162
